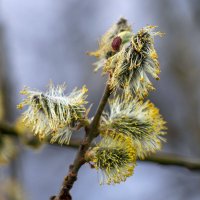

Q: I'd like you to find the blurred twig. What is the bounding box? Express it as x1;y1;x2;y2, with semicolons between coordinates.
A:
1;121;200;171
144;152;200;171
0;121;18;137
0;23;22;198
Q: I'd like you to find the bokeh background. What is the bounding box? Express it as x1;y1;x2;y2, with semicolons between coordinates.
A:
0;0;200;199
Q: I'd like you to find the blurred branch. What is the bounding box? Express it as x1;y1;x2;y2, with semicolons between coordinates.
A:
144;152;200;171
0;121;18;137
1;121;200;171
0;23;22;197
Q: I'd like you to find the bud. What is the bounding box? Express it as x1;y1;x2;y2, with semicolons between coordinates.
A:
88;18;132;72
111;36;122;51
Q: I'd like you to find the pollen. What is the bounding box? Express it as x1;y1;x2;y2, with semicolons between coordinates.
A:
150;50;158;59
16;103;23;110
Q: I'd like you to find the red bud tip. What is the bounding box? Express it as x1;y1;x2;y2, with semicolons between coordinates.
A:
111;36;122;51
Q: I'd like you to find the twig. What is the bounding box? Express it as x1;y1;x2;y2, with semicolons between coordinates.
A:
144;152;200;171
1;116;200;199
66;140;200;171
0;121;18;137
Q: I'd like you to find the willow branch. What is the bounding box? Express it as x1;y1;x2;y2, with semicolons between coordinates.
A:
0;121;18;137
144;152;200;171
89;83;111;134
67;140;200;171
1;121;200;172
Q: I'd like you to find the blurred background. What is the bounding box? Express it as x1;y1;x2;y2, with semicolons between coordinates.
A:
0;0;200;199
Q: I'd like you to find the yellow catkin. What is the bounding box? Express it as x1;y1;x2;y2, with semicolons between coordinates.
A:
88;133;136;185
89;18;164;99
100;95;167;159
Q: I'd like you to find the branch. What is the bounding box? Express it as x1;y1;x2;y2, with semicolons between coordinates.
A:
1;121;200;172
0;121;18;137
144;152;200;171
67;140;200;171
89;83;111;134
